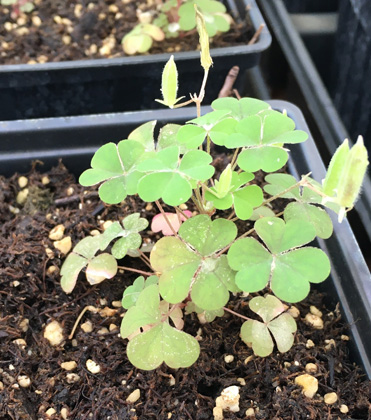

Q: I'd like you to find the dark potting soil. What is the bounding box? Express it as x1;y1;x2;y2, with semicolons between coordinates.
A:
0;162;370;420
0;0;253;65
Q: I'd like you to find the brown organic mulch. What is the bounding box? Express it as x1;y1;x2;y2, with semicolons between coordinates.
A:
0;0;253;65
0;162;370;420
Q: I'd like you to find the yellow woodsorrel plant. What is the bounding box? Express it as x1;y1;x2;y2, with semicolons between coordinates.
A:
60;10;369;371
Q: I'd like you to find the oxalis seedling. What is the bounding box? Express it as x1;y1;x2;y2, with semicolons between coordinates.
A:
60;8;369;370
122;0;232;55
1;0;34;19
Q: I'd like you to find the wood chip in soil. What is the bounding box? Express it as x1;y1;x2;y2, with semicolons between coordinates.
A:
0;162;370;420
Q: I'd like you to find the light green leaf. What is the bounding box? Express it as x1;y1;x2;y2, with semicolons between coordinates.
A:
73;236;102;259
151;237;200;304
179;150;214;180
254;217;316;254
138;172;192;206
111;234;142;259
209;118;238;146
284;202;333;239
268;313;297;353
264;173;300;199
241;295;296;356
137;148;214;206
60;253;87;294
123;213;149;232
271;247;330;302
127;322;200;370
179;215;237;256
85;253;117;285
177;124;206;149
249;206;276;221
120;284;161;338
233;185;263;220
151;216;237;309
122;276;159;309
237;146;288;173
241;320;273;357
128;121;156;151
157;124;184;151
191;255;238;311
211;97;271;120
228;237;272;293
228;219;330;302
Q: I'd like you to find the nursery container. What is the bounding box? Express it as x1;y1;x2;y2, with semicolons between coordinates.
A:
331;0;371;153
0;0;271;121
0;101;370;378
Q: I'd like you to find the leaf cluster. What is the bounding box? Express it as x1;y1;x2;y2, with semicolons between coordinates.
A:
122;0;232;55
60;88;369;372
60;214;148;293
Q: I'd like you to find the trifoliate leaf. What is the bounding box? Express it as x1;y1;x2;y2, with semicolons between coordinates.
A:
79;140;146;204
151;215;238;310
228;218;330;302
122;276;159;309
241;295;296;357
211;97;271;120
137;147;214;206
205;171;263;220
222;111;307;172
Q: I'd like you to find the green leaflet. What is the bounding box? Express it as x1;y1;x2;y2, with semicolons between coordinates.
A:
121;276;159;309
205;170;263;220
228;218;330;302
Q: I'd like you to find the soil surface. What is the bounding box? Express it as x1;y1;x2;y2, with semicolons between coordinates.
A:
0;162;370;420
0;0;253;65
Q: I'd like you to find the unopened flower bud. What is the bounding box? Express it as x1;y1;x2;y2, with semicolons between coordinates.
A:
336;136;369;220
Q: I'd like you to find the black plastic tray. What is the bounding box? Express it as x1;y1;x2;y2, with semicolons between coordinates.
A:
0;0;271;121
332;0;371;149
0;101;370;378
283;0;339;13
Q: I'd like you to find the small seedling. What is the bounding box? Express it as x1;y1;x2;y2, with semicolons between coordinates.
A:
122;0;232;55
60;8;369;371
1;0;34;19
